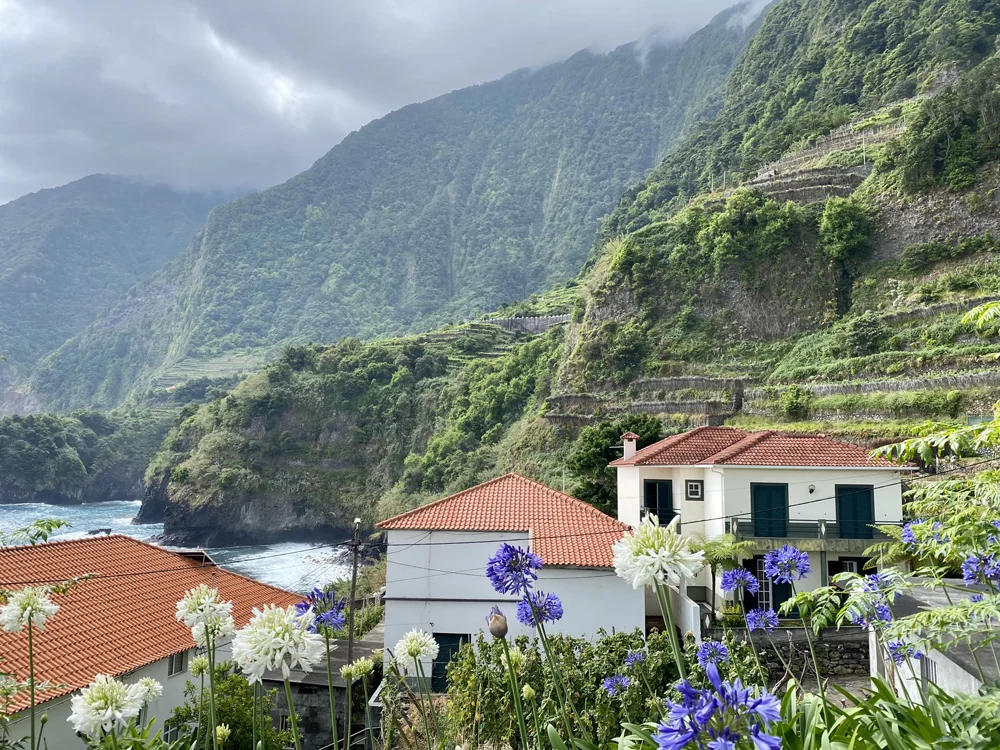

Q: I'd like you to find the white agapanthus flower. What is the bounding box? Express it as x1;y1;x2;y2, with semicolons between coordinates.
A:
341;656;375;682
176;585;234;646
68;674;144;736
393;629;439;672
189;655;211;677
0;587;59;632
232;604;324;683
613;515;705;589
216;724;232;745
135;677;163;703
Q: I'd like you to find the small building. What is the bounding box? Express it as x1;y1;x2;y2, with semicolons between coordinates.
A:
611;427;909;627
377;473;644;689
0;535;302;748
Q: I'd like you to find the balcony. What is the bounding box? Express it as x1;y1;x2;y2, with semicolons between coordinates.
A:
727;517;901;553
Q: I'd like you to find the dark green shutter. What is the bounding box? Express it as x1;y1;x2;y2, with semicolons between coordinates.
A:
431;633;469;692
752;484;788;537
836;485;875;539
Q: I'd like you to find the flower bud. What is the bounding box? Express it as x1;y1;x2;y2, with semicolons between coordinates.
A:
486;605;508;639
216;724;231;746
521;684;536;702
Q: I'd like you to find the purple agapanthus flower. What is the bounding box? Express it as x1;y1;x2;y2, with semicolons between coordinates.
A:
624;650;647;669
850;602;892;631
961;554;1000;587
971;593;985;603
901;519;923;546
886;640;923;665
296;588;346;633
720;568;760;595
861;572;900;602
745;608;778;634
486;543;543;595
516;591;563;627
653;663;780;750
602;674;631;697
697;641;730;668
763;545;810;583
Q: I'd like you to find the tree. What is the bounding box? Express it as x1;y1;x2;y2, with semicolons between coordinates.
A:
692;534;754;617
567;414;667;512
167;662;290;749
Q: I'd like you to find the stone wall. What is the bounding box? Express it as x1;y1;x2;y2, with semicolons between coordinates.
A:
707;626;870;680
486;314;571;334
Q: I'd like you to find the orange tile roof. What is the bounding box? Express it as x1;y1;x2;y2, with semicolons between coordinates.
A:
610;427;901;468
377;473;629;568
0;535;301;713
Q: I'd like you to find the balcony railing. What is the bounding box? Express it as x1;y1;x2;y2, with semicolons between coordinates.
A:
727;517;902;542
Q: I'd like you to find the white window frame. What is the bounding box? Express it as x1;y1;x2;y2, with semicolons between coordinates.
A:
686;480;704;500
167;651;188;677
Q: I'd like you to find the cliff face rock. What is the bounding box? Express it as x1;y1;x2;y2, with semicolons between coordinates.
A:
156;491;352;547
0;462;145;505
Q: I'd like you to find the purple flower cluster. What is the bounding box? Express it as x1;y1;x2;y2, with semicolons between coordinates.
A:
962;554;1000;587
487;543;543;595
654;663;781;750
516;591;564;628
745;608;778;634
849;602;892;631
624;650;647;669
901;519;923;546
763;545;810;584
696;641;730;668
886;640;923;666
296;588;347;633
721;568;760;595
860;573;900;602
602;674;631;697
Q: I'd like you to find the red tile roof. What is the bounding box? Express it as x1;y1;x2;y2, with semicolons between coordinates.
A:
610;426;901;468
621;432;640;440
377;473;629;568
0;535;301;713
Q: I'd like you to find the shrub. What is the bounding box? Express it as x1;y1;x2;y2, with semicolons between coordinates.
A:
842;312;890;357
780;385;814;420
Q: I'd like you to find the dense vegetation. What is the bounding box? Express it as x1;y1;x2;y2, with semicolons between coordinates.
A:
0;175;224;384
603;0;1000;234
0;409;173;503
32;8;756;412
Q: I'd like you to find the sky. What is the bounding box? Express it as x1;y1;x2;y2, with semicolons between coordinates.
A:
0;0;737;203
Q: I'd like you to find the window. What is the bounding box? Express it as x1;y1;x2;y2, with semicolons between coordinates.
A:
842;560;859;574
751;483;788;537
920;656;937;698
164;723;181;743
685;480;704;500
167;651;188;677
643;480;674;522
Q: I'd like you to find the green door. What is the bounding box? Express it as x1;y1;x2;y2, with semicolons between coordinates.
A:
752;484;788;537
836;485;875;539
431;633;468;693
643;480;675;523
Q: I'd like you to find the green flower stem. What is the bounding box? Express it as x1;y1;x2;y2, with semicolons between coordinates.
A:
283;678;302;750
527;695;544;750
653;581;686;680
206;633;220;750
27;623;36;750
362;675;377;750
415;660;440;742
325;632;340;750
251;681;256;750
499;638;531;750
762;631;792;680
198;674;206;750
410;659;431;750
790;582;824;696
532;618;579;741
109;729;120;750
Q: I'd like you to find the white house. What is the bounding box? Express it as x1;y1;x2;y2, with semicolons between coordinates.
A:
0;535;302;748
610;427;910;622
377;473;645;690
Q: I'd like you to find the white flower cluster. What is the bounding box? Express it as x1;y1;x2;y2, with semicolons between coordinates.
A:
232;604;324;682
189;655;211;678
175;585;235;646
0;587;59;632
68;674;150;736
341;656;375;682
136;677;163;703
613;515;705;589
393;629;439;672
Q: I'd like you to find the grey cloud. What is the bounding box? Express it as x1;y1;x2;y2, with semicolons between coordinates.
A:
0;0;735;203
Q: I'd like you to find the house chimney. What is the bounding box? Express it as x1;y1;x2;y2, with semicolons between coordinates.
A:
621;432;639;460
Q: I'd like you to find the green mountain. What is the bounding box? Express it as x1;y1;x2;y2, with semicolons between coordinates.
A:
31;8;757;411
136;0;1000;545
0;175;227;412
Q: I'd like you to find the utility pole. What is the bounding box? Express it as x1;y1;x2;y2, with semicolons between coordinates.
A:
346;517;362;663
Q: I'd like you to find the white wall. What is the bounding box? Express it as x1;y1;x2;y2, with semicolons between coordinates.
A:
6;649;196;748
383;529;644;676
720;467;902;529
870;633;982;702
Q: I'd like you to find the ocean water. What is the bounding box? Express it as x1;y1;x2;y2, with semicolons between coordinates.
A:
0;500;351;593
